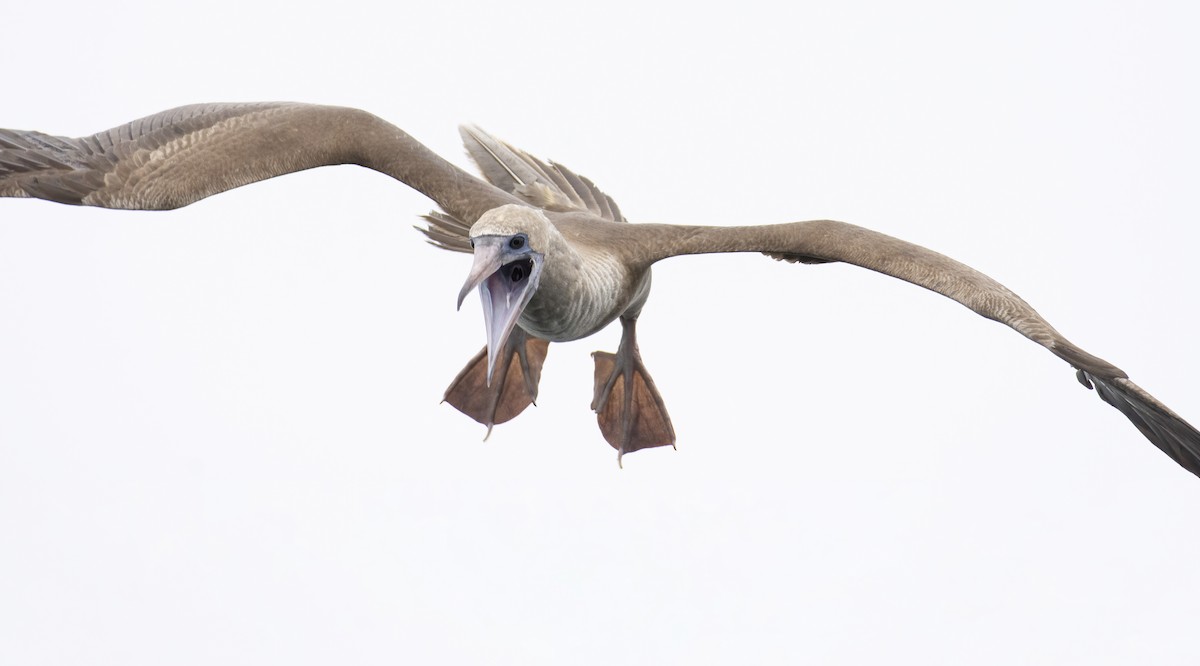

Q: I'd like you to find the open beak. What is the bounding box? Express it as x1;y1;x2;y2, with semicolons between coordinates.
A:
457;237;542;386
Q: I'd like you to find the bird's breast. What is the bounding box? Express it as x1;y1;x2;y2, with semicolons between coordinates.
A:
519;251;642;342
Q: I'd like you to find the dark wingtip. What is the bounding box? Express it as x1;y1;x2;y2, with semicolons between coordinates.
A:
1081;371;1200;478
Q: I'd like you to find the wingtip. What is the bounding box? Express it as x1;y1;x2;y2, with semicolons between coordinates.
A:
1083;371;1200;479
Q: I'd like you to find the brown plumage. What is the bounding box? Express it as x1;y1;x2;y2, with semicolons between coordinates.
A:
2;102;1198;475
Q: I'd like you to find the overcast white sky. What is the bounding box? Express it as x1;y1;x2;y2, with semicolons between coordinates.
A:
1;1;1198;663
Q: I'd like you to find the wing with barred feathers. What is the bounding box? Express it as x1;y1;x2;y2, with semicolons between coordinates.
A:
0;103;519;224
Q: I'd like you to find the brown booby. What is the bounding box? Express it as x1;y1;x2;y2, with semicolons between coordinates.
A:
2;102;1197;475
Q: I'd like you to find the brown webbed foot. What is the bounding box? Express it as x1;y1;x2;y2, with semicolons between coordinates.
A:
443;327;549;438
591;318;676;465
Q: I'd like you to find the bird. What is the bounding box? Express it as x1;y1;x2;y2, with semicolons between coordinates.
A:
1;101;1197;475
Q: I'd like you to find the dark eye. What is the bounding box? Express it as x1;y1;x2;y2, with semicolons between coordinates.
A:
509;235;526;250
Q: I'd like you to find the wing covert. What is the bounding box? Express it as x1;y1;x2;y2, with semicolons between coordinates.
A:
1;102;519;224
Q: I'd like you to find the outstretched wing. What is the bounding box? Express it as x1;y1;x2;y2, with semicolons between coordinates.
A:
0;102;520;224
624;218;1200;477
417;125;625;254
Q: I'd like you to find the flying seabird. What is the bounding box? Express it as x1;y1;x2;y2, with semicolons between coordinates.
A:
2;102;1197;474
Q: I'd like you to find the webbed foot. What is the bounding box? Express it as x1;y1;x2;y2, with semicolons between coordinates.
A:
591;318;675;465
443;327;549;438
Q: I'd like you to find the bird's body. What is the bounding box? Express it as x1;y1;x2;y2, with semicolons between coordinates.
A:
2;102;1198;475
511;213;650;343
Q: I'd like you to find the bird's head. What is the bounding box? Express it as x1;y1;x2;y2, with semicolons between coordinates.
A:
457;205;553;384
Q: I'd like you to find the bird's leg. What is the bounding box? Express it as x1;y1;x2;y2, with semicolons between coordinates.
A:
591;317;676;465
443;327;549;439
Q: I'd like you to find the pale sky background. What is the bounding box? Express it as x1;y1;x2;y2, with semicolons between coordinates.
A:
1;1;1198;663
